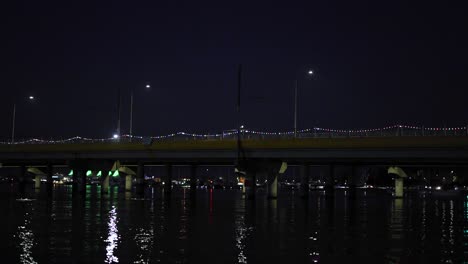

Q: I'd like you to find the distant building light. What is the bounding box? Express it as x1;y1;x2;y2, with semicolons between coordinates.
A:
113;134;119;139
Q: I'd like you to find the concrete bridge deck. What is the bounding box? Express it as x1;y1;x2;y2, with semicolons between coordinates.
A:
1;137;468;166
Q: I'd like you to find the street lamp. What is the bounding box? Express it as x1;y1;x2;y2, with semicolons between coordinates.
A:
294;69;314;138
11;96;36;143
129;82;151;141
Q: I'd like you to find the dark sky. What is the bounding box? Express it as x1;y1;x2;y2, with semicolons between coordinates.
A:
1;1;467;139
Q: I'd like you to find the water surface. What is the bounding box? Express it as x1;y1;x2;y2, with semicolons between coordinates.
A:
0;185;467;263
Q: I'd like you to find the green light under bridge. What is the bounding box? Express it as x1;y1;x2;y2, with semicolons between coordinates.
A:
68;170;73;176
86;170;92;177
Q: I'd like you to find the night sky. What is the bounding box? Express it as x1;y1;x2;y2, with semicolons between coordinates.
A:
1;1;467;139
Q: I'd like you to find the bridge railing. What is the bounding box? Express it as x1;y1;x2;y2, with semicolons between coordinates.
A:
1;125;467;145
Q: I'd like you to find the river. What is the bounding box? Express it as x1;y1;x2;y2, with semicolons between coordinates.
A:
0;185;467;263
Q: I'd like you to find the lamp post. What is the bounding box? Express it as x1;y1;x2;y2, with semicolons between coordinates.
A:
129;82;151;141
11;96;36;143
294;70;314;138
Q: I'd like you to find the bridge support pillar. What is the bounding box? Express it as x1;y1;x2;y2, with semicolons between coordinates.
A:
269;161;287;199
35;174;41;189
240;160;286;200
101;171;109;194
267;172;278;199
241;176;246;194
246;171;257;200
325;164;335;192
190;165;197;195
164;164;172;194
69;160;86;194
299;164;310;198
47;164;53;196
125;175;132;192
80;169;87;194
18;165;27;198
348;165;357;200
136;162;145;196
72;168;79;193
70;166;86;194
395;178;404;198
388;166;407;198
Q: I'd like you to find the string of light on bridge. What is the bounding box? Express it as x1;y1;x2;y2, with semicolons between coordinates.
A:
1;124;467;144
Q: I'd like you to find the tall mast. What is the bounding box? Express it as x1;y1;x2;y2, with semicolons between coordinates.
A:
237;64;242;164
117;87;121;137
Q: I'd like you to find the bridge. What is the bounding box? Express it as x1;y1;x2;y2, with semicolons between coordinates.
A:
1;137;468;165
1;125;468;199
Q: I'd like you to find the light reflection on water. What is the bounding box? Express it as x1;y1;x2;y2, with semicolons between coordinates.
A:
16;209;37;264
133;191;155;264
1;187;468;263
235;198;249;264
133;227;153;264
386;198;403;263
308;196;320;263
464;197;468;260
105;205;119;263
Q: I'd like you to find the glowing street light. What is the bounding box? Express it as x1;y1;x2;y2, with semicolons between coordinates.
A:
11;96;36;143
130;81;151;141
113;134;119;139
294;69;314;138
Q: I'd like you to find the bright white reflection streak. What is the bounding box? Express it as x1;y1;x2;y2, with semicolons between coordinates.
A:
17;212;37;264
134;227;154;264
105;206;119;263
235;214;250;264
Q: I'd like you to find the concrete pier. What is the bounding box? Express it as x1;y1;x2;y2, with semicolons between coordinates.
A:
80;169;87;193
35;174;41;189
164;164;172;194
246;171;257;200
299;164;309;198
135;162;145;196
388;166;407;198
325;164;335;191
18;166;27;197
101;171;109;194
190;165;197;195
72;168;79;193
348;166;357;199
267;172;278;199
47;164;53;196
395;177;404;198
240;176;246;194
125;175;132;192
